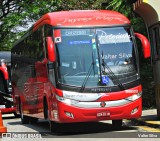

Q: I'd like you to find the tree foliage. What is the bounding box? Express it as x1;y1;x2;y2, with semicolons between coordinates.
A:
0;0;98;51
1;0;142;51
0;0;54;50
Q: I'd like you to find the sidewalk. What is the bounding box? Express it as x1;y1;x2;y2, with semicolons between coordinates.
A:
132;109;160;129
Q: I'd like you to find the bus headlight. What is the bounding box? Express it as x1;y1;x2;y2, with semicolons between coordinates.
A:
56;95;79;105
125;91;142;101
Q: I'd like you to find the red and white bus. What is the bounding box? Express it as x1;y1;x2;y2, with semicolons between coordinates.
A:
0;51;16;115
11;10;150;132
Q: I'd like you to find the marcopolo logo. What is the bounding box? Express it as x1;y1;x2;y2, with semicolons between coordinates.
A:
100;102;106;107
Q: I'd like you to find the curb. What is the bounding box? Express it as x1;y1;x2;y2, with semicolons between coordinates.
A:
132;118;160;129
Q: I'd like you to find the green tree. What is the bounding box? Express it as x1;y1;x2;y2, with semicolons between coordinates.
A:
0;0;60;51
0;0;97;51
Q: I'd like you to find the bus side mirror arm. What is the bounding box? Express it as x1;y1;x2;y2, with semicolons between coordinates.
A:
135;33;151;58
47;37;56;62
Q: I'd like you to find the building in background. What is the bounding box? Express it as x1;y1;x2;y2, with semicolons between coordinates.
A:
133;0;160;118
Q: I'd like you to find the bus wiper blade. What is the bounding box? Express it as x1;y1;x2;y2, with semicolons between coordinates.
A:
79;62;93;92
101;52;125;91
79;52;95;93
92;51;96;76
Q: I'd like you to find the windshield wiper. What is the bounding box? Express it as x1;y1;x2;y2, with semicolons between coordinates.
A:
101;51;125;91
79;51;95;93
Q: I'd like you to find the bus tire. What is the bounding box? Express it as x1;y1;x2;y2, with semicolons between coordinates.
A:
49;121;59;133
43;98;59;132
14;112;20;118
112;119;122;128
29;117;38;124
19;99;29;124
43;98;48;119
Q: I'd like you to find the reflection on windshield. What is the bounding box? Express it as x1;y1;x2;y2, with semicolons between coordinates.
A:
55;27;139;88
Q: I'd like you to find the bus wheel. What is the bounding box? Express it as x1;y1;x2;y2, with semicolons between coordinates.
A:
30;117;38;124
49;121;59;132
43;98;59;132
19;99;29;124
112;119;123;128
43;98;48;119
13;112;20;118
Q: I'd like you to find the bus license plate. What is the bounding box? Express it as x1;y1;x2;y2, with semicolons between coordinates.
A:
97;111;110;117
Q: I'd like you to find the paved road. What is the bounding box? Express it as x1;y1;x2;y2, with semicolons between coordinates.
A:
1;114;160;141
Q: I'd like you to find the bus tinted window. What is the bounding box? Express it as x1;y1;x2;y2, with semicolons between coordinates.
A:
55;27;139;87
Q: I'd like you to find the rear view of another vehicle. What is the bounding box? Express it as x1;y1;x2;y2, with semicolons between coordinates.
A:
0;51;16;116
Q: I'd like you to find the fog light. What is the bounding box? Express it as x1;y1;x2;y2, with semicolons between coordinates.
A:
131;107;138;115
65;111;74;118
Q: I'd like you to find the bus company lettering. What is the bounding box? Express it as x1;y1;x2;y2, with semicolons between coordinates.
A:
64;94;87;99
98;33;131;44
102;53;132;60
60;16;127;24
63;91;102;101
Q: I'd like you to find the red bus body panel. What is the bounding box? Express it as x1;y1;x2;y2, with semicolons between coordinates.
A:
49;85;142;123
57;98;142;123
13;84;142;122
33;10;130;31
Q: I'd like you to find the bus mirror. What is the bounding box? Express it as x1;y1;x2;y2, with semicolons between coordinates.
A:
135;33;151;58
47;37;56;62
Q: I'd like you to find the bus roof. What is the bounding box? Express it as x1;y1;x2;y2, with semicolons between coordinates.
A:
33;10;130;31
12;10;130;47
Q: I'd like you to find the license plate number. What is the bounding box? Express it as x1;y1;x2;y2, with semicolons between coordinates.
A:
97;111;110;117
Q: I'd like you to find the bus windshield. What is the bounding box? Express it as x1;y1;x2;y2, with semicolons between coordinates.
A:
55;27;139;88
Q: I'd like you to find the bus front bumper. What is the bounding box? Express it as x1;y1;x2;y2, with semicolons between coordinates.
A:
53;98;142;123
0;107;16;114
